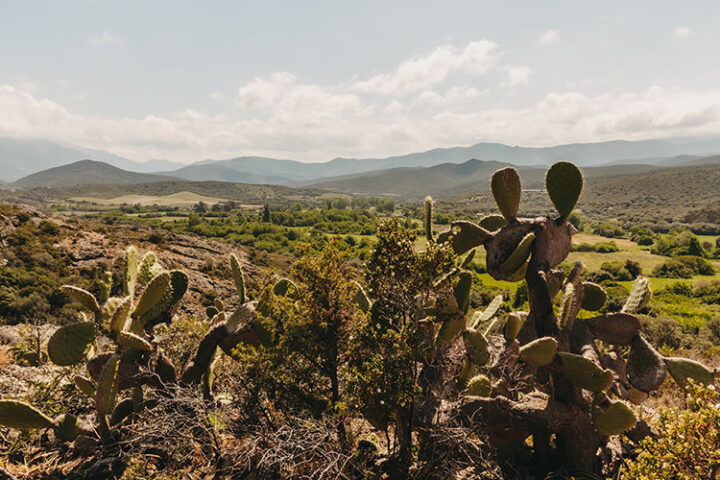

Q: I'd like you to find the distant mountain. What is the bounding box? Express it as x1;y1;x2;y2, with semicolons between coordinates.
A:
9;160;179;189
307;159;663;198
163;139;718;185
0;137;185;182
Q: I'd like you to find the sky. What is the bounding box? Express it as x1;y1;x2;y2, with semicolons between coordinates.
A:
1;0;720;163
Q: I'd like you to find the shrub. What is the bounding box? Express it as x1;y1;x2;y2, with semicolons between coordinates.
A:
622;382;720;480
653;256;715;278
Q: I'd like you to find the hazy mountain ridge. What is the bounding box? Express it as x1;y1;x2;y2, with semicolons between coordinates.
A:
8;160;180;189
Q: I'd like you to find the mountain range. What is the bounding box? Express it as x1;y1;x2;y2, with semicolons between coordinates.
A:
1;136;720;193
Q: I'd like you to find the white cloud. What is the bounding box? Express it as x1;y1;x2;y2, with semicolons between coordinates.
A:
87;31;122;46
235;72;296;109
504;66;533;87
350;40;499;95
673;27;694;38
5;83;720;163
540;30;559;45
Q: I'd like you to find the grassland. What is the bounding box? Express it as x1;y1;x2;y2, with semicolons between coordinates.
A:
70;191;232;207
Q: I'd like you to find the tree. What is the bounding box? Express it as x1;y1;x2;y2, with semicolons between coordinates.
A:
262;203;271;223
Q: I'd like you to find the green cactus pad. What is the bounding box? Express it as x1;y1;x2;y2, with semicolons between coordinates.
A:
353;281;371;313
273;278;295;296
53;414;79;441
124;246;139;297
491;167;522;221
462;328;490;367
496;233;535;279
519;337;558;368
74;375;95;397
0;400;54;430
424;196;434;242
133;270;172;325
60;285;100;313
591;400;637;436
47;321;97;366
465;374;492;397
96;354;120;416
98;271;113;303
477;214;507;232
581;282;607;311
137;251;158;285
586;313;640;345
454;272;473;314
110;296;133;332
169;270;188;306
622;276;652;314
545;161;583;218
503;312;526;341
664;357;714;388
116;331;152;352
558;283;576;326
470;294;504;330
557;352;613;392
230;254;246;303
449;221;492;255
436;313;465;350
627;335;666;392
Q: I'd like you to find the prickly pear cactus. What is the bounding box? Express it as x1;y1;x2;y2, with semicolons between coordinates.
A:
430;162;712;475
47;321;97;366
0;400;54;430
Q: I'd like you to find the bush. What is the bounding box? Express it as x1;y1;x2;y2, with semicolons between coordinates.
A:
653;256;715;278
600;261;633;281
622;382;720;479
640;315;682;350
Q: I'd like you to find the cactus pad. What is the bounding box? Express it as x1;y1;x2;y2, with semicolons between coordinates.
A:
47;321;97;366
124;246;139;296
557;352;613;392
465;374;492;397
545;161;583;218
462;328;490;367
0;400;54;430
214;298;225;312
74;375;95;397
96;354;120;416
491;167;522;221
664;357;714;388
206;306;219;319
471;295;503;330
169;270;188;306
504;312;526;341
586;313;640;345
110;296;133;332
477;214;507;232
448;221;492;256
519;337;558;368
117;331;153;352
60;285;100;313
627;335;666;392
424;196;434;242
230;254;246;303
622;276;652;314
581;282;607;311
226;303;256;334
495;232;535;281
454;272;473;314
137;251;158;285
591;400;637;436
53;414;79;441
558;283;576;326
436;313;465;350
133;270;172;324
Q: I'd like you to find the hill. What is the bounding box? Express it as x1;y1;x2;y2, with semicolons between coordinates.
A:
307;159;661;198
8;160;179;189
0;137;184;182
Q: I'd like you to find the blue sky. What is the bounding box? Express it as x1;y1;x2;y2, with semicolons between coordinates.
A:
1;0;719;162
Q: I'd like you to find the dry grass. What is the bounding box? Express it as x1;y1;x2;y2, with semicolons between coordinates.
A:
0;346;12;369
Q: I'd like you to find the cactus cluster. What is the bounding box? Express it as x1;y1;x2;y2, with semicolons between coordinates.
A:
425;162;716;473
0;246;188;442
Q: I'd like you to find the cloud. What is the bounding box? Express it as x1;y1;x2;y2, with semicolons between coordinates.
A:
5;83;720;163
673;27;694;38
235;72;296;109
540;30;559;45
504;66;533;87
87;31;122;46
350;40;499;95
